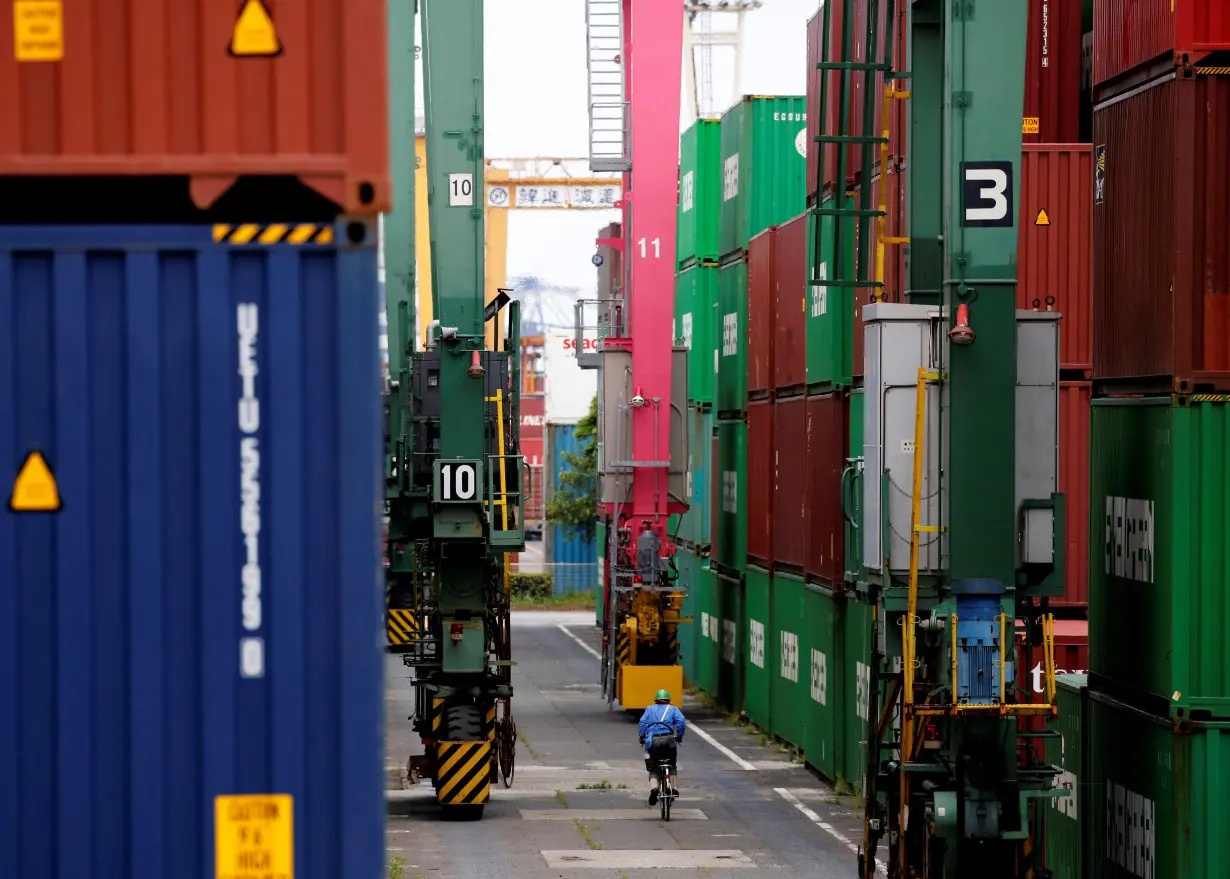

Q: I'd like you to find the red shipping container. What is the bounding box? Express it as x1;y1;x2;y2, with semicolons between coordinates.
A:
773;214;808;392
747;400;774;565
1094;0;1230;92
805;393;849;585
851;173;907;380
805;5;848;203
0;0;389;214
1021;0;1083;143
1057;382;1091;607
748;228;776;398
1017;145;1093;375
1016;619;1088;761
1093;74;1230;392
771;397;807;569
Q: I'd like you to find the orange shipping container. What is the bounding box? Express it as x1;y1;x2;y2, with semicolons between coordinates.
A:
0;0;388;214
1056;381;1091;608
1017;145;1093;375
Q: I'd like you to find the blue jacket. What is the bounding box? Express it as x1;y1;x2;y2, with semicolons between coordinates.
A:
639;702;686;744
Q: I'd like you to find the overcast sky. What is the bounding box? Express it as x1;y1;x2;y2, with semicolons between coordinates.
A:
409;0;819;303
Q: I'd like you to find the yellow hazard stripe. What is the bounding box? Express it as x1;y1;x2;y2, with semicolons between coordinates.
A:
432;698;445;733
436;741;492;805
212;223;334;245
1195;67;1230;75
486;707;496;742
386;609;419;645
1189;394;1229;403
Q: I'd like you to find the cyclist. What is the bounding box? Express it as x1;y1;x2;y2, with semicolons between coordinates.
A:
638;688;686;805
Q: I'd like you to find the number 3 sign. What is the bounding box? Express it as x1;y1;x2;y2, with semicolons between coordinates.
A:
960;161;1014;228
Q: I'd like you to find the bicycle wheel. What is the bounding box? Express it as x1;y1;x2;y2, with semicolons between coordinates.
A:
660;769;670;821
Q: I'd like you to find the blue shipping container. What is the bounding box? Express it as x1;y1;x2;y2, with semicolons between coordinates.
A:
0;224;384;879
545;423;598;594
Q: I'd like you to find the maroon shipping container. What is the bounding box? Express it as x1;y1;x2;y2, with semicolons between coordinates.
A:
1016;619;1088;761
805;393;849;585
1093;74;1230;392
851;173;907;380
771;397;807;569
747;400;774;565
0;0;389;214
748;227;776;398
1021;0;1082;144
774;214;808;392
1094;0;1230;92
805;6;847;203
1017;145;1093;375
1057;382;1091;608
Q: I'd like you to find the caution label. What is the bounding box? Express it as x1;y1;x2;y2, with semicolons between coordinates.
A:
1035;209;1051;226
215;794;294;879
229;0;282;57
14;0;63;62
8;450;61;512
1022;116;1040;135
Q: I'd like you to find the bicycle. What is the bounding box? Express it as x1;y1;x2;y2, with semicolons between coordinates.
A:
655;756;678;821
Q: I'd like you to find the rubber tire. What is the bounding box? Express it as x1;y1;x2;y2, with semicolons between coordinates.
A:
442;703;483;740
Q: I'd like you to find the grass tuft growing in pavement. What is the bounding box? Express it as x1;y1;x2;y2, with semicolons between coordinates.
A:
517;730;540;760
387;853;405;879
573;818;602;850
577;779;613;790
555;790;570;807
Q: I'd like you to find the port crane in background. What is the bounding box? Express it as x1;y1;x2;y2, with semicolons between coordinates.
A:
682;1;763;124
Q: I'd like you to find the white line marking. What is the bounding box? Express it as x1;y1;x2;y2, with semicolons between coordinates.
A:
541;850;754;869
521;808;708;820
774;788;886;876
556;623;602;659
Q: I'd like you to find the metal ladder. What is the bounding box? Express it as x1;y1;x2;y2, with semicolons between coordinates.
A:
585;0;630;172
810;0;909;338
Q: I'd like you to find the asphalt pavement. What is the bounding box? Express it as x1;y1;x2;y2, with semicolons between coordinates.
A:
385;610;877;878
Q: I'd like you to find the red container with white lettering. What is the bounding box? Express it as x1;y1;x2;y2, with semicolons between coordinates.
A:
520;395;545;529
1017;619;1088;762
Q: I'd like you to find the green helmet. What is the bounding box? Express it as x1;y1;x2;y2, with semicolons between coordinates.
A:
654;689;671;702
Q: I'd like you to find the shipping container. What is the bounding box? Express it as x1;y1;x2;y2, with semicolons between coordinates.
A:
1017;145;1094;375
678;120;723;266
845;388;864;582
521;394;546;537
748;227;776;399
0;223;383;879
596;520;607;626
801;584;838;777
1085;691;1230;878
675;262;719;407
0;0;389;215
694;559;719;696
805;5;847;202
1089;397;1230;717
713;567;746;712
1093;74;1230;392
806;194;855;389
719;96;809;260
677;551;700;684
1041;674;1088;879
546;422;598;595
1022;0;1083;143
805;392;849;585
1018;621;1088;762
769;571;807;748
717;256;749;416
713;419;748;574
1057;381;1091;606
1094;0;1230;93
774;213;808;393
678;408;714;548
744;566;773;730
839;596;874;786
747;399;774;567
771;396;807;570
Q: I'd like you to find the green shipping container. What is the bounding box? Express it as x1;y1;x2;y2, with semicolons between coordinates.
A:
1089;398;1230;717
596;520;607;626
714;567;745;713
678;407;714;547
717;257;748;416
718;95;809;260
845;387;864;583
714;419;748;573
677;552;700;685
744;566;773;729
1044;674;1088;879
1086;691;1230;878
806;195;855;389
675;265;718;408
678;119;723;266
770;571;807;748
839;596;873;788
801;585;838;778
695;561;719;696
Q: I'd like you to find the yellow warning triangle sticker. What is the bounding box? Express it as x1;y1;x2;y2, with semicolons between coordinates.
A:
8;450;61;513
229;0;283;58
1035;209;1051;226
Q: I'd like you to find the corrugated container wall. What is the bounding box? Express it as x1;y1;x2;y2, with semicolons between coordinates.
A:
1019;624;1088;763
675;263;718;407
1093;74;1230;392
717;257;748;416
1017;145;1093;375
546;423;598;594
771;397;807;569
747;228;775;399
850;174;907;380
1022;0;1083;143
719;96;808;260
746;400;774;566
1042;675;1088;879
1089;398;1230;718
0;224;384;879
678;408;714;548
1094;0;1230;92
773;213;808;393
806;393;849;586
678;120;723;266
0;0;389;215
1057;382;1091;607
808;195;854;389
714;420;748;573
805;5;848;202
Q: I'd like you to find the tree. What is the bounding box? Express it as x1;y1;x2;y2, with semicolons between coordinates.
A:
545;395;598;540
